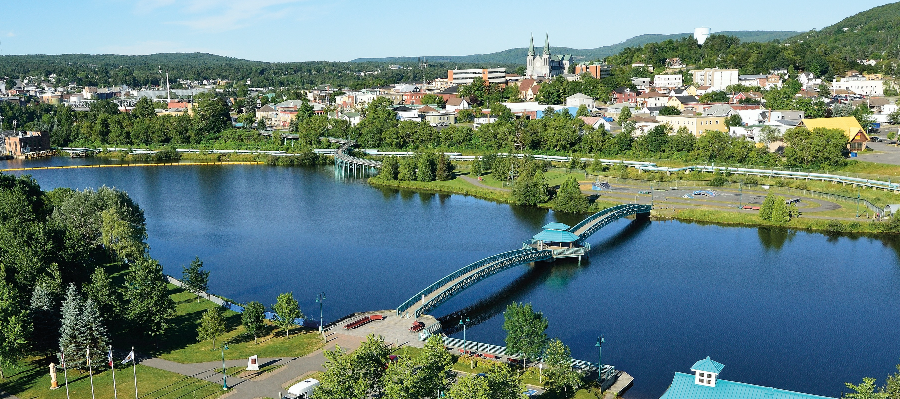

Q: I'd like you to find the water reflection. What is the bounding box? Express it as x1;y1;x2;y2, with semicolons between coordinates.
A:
757;227;796;251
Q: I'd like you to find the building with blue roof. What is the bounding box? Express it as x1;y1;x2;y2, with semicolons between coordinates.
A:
659;357;836;399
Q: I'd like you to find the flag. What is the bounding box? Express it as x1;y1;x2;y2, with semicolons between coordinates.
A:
108;347;114;367
60;351;66;368
122;350;134;364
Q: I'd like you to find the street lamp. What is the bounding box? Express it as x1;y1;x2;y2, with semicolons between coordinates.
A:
316;292;326;333
221;343;229;390
459;317;469;353
595;336;605;382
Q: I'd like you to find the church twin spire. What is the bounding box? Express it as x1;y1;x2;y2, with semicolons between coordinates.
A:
528;34;551;57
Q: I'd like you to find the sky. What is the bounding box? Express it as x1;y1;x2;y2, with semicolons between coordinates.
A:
0;0;896;62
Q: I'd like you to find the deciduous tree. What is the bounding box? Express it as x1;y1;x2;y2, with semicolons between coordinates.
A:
182;257;210;302
272;292;302;337
198;308;226;349
502;302;548;370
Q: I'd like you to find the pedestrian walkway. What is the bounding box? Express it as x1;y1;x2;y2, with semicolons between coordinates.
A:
140;334;364;399
0;390;21;399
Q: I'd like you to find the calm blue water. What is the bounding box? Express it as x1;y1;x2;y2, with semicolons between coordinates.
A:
3;157;899;399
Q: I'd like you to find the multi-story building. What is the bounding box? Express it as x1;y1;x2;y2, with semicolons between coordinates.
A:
525;34;572;79
447;68;507;84
831;76;884;96
689;68;739;91
654;74;683;88
1;131;50;157
575;63;612;79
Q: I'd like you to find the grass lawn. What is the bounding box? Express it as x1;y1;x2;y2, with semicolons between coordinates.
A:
157;287;323;363
0;360;220;399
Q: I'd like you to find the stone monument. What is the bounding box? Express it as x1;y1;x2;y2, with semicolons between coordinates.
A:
50;362;58;389
246;355;259;371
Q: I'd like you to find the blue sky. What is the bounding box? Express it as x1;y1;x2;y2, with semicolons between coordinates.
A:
0;0;894;62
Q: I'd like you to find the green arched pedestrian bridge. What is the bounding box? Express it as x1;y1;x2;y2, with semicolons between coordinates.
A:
397;203;651;318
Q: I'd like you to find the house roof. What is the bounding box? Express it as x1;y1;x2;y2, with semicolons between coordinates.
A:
673;96;699;104
542;222;571;230
801;117;865;140
533;229;580;243
690;357;725;374
579;116;603;127
418;105;438;113
446;97;466;106
257;104;275;112
567;93;593;100
660;372;836;399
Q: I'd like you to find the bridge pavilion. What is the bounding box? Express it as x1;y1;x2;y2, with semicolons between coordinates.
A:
531;222;579;250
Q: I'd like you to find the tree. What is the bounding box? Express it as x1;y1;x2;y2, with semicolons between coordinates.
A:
193;92;231;141
242;301;266;344
420;94;446;108
725;114;743;128
471;157;483;177
502;302;548;370
659;106;682;116
448;364;524;399
759;192;793;224
783;127;848;168
699;91;728;103
617;106;632;126
416;153;436;182
511;170;549;206
398;157;416;181
576;104;590;117
843;377;888;399
447;373;491;399
122;257;175;338
132;97;156;119
0;281;29;379
553;175;590;213
435;153;453;181
851;103;876;131
58;284;107;370
182;257;210;302
379;157;399;180
198;308;226;349
543;338;582;394
272;292;302;337
85;267;118;328
760;125;782;144
29;283;58;355
316;335;391;399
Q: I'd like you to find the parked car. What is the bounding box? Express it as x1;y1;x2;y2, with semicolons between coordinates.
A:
870;136;881;142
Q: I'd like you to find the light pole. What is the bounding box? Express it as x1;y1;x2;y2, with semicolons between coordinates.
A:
221;343;229;390
316;292;326;333
739;181;743;208
458;317;469;353
595;336;605;382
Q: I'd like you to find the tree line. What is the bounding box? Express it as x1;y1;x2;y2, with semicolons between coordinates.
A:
0;176;176;376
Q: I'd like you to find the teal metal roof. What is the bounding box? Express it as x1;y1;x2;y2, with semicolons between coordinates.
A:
533;229;579;243
660;372;836;399
542;222;571;231
691;356;725;374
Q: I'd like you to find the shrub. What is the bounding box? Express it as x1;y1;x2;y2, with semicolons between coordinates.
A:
709;174;728;187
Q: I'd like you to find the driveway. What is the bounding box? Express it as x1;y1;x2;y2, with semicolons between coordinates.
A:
855;141;900;165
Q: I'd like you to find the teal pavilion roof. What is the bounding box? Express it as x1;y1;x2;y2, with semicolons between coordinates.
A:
542;222;571;231
659;372;836;399
533;229;579;243
691;356;725;374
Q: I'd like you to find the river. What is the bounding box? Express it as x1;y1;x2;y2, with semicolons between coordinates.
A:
2;157;899;399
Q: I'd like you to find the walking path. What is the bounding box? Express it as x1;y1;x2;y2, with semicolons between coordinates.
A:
0;390;21;399
140;334;364;399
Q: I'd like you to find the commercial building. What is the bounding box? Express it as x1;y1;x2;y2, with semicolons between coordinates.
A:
2;131;50;157
447;68;507;84
657;115;727;136
689;68;739;91
831;77;884;96
659;357;835;399
575;63;612;79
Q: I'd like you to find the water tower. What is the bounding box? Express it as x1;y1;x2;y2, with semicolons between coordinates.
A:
694;27;711;45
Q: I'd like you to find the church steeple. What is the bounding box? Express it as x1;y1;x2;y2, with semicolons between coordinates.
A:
528;34;535;56
543;33;550;56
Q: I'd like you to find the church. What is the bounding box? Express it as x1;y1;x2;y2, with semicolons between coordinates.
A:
525;34;572;79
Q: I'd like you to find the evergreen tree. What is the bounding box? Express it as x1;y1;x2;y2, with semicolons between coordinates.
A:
80;298;109;368
397;157;416;181
85;267;117;327
416;153;436;182
435;153;453;181
0;281;30;379
29;282;58;355
242;301;266;344
471;157;482;177
59;284;84;369
379;157;399;180
553;176;590;213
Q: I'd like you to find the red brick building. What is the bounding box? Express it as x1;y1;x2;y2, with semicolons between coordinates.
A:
2;131;50;157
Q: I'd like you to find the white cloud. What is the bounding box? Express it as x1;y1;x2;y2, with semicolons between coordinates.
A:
6;31;15;37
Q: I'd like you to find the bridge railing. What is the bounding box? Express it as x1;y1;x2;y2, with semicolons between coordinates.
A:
568;204;650;235
397;248;539;315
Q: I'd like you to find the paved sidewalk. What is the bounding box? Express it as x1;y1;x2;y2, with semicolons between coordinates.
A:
460;176;511;192
0;390;21;399
141;334;364;399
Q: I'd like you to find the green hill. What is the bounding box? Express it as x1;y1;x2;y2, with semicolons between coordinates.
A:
787;2;900;61
350;31;799;64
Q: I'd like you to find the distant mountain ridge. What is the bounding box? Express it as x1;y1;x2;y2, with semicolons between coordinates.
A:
786;2;900;61
351;31;800;65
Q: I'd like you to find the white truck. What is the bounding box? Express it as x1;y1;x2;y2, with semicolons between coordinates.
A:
286;378;320;399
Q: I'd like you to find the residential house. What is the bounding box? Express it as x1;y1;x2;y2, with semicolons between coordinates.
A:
732;91;763;103
578;116;614;131
659;357;835;399
703;104;738;118
611;87;637;104
800;116;868;152
519;79;541;101
631;77;651;90
445;97;470;112
637;91;670;108
566;93;595;108
255;104;276;127
657;115;727;136
667;95;700;111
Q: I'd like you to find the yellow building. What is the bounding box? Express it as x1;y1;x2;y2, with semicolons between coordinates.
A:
657;115;728;136
799;117;868;152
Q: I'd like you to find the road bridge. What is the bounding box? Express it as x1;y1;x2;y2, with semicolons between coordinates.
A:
397;204;651;318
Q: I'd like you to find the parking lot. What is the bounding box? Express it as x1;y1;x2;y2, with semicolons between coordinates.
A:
856;141;900;165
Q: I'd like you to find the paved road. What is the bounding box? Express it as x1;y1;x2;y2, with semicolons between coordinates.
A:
855;141;900;165
141;334;364;399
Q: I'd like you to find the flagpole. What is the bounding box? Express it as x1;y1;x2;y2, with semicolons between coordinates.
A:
62;352;70;399
131;347;138;399
88;348;96;399
110;345;118;399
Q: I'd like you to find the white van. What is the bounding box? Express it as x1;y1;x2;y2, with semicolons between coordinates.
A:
287;378;320;399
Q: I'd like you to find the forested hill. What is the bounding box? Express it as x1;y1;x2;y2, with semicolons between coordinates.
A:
0;53;489;89
350;31;799;64
786;2;900;61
